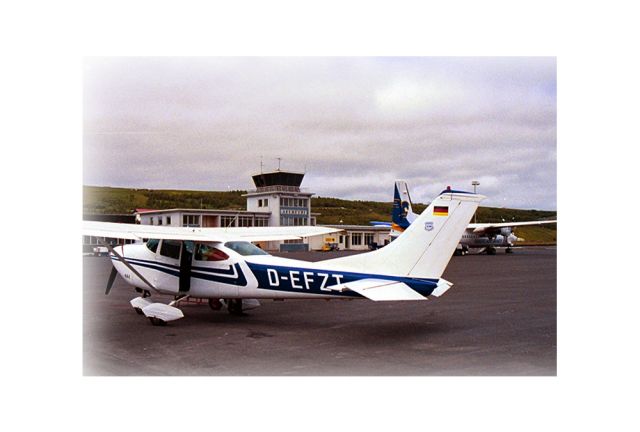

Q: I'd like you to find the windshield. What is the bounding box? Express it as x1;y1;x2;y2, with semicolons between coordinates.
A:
224;241;269;256
146;238;160;253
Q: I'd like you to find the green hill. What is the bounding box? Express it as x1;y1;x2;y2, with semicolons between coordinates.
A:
83;186;556;245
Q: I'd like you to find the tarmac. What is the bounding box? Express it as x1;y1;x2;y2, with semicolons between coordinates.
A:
83;247;556;376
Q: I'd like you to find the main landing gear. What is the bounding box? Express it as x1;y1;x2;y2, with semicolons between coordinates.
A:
227;299;245;316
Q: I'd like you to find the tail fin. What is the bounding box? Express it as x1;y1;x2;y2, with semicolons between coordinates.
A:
323;188;484;278
391;180;418;229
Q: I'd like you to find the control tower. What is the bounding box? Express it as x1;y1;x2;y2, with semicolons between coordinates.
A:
244;170;314;227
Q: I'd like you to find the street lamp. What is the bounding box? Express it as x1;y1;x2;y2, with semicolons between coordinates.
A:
471;180;480;223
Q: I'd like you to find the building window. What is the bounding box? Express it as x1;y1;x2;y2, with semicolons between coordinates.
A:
255;218;268;227
364;233;374;245
238;216;253;227
264;198;268;207
166;216;171;225
352;233;362;246
220;216;236;227
182;215;200;227
158;218;163;225
150;217;154;225
258;199;263;207
281;216;308;226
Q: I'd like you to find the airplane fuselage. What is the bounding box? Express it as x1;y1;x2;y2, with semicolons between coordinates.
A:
111;241;441;300
460;229;518;248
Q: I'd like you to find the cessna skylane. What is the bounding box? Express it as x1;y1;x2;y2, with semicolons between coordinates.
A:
83;187;484;325
377;180;556;255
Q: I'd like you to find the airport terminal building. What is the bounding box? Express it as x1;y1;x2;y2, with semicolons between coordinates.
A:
134;170;389;252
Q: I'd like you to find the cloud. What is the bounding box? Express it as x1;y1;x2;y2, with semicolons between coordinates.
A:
83;57;556;210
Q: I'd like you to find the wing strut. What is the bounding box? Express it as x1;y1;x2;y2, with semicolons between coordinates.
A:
101;241;158;293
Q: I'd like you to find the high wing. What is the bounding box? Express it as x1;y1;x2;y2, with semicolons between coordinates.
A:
83;221;343;243
468;220;557;234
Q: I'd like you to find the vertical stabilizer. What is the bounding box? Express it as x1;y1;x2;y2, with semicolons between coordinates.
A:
322;188;484;279
392;180;418;229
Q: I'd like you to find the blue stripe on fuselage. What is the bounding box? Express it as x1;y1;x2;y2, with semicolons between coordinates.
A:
110;256;247;286
245;262;439;297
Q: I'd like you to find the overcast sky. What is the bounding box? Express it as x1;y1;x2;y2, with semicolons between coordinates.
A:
83;57;556;210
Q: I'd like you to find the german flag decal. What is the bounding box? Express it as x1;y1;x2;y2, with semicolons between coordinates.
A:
433;206;449;216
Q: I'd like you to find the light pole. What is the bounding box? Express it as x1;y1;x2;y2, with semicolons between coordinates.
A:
472;180;480;223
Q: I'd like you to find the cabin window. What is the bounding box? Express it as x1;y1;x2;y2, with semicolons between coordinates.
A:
352;233;363;246
195;244;229;262
146;239;160;253
159;239;181;259
224;241;269;256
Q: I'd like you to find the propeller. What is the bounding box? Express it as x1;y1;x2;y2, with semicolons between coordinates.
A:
100;242;158;294
105;267;118;295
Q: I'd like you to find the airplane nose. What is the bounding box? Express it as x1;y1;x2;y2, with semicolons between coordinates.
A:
108;244;127;258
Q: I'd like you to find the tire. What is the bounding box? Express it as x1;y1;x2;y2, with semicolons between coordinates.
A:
149;317;167;326
227;299;244;316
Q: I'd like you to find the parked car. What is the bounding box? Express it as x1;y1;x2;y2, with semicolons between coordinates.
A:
93;246;109;256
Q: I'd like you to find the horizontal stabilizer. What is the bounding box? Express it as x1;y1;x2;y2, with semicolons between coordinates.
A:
329;278;427;301
430;279;453;297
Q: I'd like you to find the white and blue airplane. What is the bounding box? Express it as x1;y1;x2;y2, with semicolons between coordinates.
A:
83;187;484;325
375;180;557;255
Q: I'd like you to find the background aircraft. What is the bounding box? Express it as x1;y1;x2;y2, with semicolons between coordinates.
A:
83;187;484;325
379;181;556;255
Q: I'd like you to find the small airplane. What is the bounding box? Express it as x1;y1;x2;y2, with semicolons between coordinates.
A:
83;187;484;325
374;181;557;255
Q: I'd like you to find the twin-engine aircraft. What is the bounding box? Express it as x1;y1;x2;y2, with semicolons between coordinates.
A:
84;187;484;325
375;180;556;255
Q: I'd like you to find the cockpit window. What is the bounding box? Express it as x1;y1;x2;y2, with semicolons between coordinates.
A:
224;241;269;256
146;238;160;253
195;244;229;261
